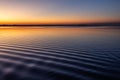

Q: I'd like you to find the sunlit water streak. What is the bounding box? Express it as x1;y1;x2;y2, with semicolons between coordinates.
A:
0;26;120;80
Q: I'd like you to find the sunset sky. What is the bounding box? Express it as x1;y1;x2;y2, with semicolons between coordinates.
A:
0;0;120;24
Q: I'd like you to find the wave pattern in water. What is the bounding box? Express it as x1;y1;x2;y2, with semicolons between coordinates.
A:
0;45;120;80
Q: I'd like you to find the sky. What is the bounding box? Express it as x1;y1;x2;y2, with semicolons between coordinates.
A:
0;0;120;24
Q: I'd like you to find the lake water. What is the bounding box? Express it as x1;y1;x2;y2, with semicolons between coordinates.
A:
0;26;120;80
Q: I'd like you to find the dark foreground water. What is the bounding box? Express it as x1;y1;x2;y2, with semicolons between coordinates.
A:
0;26;120;80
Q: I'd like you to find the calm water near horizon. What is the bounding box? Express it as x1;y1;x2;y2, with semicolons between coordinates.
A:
0;26;120;80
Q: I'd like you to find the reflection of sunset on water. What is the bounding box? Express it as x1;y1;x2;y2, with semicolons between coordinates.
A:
0;27;120;47
0;27;106;39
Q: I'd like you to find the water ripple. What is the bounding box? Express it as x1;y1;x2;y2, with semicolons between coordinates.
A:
0;45;120;80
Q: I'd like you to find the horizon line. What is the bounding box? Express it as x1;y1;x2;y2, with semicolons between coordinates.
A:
0;22;120;26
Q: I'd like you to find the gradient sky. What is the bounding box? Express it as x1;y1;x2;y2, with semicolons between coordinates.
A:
0;0;120;24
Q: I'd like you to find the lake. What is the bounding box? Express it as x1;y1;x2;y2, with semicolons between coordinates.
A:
0;26;120;80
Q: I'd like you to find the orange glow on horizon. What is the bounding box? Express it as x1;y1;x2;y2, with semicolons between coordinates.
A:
0;9;119;24
0;19;119;24
0;11;119;24
0;0;120;25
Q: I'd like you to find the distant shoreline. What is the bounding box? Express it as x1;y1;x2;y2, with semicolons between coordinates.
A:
0;22;120;27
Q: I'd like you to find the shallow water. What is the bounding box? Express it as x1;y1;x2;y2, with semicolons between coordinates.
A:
0;26;120;80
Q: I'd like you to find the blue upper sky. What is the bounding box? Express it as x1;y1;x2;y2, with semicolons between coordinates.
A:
0;0;120;24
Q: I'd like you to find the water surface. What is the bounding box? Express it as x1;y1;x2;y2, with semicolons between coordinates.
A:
0;26;120;80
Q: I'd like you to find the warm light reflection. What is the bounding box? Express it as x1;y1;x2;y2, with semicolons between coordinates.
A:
0;27;120;40
0;27;97;34
0;27;120;47
0;27;109;39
